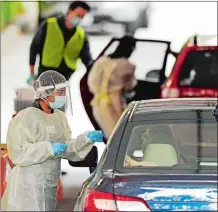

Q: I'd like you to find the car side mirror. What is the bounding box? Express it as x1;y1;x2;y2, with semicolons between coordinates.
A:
133;150;144;158
68;146;98;168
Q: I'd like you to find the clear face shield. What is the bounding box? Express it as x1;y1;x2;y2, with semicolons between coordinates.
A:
53;82;73;115
36;82;73;115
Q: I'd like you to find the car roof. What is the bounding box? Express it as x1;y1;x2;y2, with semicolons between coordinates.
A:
129;98;217;117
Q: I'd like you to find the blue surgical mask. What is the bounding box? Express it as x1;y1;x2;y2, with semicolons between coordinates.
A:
70;16;81;27
49;96;66;109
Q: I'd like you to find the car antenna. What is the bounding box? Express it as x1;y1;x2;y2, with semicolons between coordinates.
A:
193;34;197;45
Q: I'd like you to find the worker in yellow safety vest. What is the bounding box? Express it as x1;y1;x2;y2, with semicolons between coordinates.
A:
28;1;93;84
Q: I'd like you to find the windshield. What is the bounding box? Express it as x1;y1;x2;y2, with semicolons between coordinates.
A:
121;119;217;173
178;49;218;89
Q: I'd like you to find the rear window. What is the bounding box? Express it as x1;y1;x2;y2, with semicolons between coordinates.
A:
117;112;217;173
178;49;218;88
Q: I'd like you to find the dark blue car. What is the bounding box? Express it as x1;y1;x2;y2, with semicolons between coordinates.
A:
73;98;218;211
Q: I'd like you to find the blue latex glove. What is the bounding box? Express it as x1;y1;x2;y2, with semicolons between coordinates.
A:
26;75;35;85
88;131;104;142
51;142;68;156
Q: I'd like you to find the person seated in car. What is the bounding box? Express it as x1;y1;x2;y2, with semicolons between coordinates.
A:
124;125;179;167
88;35;137;139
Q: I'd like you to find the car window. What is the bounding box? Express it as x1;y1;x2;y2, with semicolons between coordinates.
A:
129;41;168;81
178;49;218;88
122;121;217;172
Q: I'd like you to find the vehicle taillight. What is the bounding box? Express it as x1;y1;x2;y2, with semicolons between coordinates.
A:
83;190;151;211
161;88;180;98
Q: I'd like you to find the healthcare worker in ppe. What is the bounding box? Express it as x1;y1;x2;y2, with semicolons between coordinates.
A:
88;35;137;139
1;70;103;211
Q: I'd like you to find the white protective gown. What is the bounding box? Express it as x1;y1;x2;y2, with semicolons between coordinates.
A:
1;107;94;211
88;56;136;138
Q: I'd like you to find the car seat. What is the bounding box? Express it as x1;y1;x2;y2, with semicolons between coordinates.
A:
142;126;179;166
143;143;178;166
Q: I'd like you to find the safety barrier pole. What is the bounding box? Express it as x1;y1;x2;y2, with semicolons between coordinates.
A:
57;178;64;203
1;144;13;197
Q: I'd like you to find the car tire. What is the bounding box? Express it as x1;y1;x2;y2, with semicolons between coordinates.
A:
124;9;148;34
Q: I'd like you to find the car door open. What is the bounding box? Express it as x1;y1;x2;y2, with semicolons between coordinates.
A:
80;37;172;139
128;39;172;101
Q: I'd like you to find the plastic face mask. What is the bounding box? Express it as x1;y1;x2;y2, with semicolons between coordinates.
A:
49;96;66;109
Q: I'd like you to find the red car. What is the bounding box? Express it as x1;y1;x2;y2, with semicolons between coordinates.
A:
161;35;218;98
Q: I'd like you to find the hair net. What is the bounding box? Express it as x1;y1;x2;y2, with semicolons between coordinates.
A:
33;70;67;99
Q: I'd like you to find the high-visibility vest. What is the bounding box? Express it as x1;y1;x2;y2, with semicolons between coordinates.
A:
42;17;85;71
